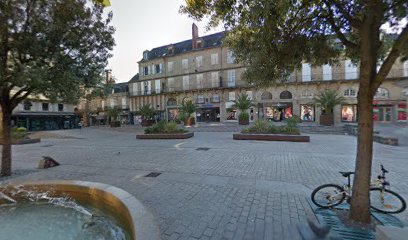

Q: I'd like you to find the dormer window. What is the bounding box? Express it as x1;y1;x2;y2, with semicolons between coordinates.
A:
196;39;203;48
143;51;149;60
167;46;174;55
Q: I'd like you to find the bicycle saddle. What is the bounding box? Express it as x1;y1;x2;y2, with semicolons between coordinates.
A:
339;171;355;177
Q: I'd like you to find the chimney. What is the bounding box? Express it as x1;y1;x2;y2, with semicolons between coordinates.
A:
192;23;199;49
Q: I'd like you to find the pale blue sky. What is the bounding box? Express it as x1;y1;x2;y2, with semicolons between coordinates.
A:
106;0;223;82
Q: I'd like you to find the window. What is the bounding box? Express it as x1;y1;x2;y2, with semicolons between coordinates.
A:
211;53;218;65
197;95;205;104
196;56;203;68
58;104;64;112
168;78;175;92
228;92;235;101
121;97;126;109
212;94;220;103
403;60;408;77
345;60;358;80
110;99;114;107
143;51;149;60
302;63;311;82
375;88;389;99
155;64;163;74
42;103;49;111
167;98;177;106
182;59;188;70
322;64;332;81
246;91;253;100
342;105;358;122
280;91;292;99
300;105;315;121
301;90;314;98
211;72;219;87
343;88;356;97
168;62;174;72
133;82;139;96
227;50;235;64
144;66;148;76
227;70;236;87
196;74;204;89
150;65;154;75
155;79;161;93
143;81;151;95
101;100;105;110
23;101;32;111
183;76;189;90
261;92;272;100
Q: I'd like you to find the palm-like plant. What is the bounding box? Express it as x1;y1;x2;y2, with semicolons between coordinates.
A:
106;107;120;121
232;93;253;125
313;89;344;114
180;100;197;126
137;104;156;120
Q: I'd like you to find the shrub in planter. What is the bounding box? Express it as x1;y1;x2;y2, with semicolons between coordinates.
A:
144;121;187;134
107;107;121;127
180;100;197;126
238;112;250;125
241;119;300;135
232;93;253;125
314;90;344;126
137;104;156;127
10;127;28;140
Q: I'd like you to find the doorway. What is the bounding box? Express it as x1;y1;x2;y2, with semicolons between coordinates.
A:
378;106;392;122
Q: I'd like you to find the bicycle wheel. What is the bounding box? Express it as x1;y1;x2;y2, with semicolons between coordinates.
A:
370;188;406;214
311;184;346;208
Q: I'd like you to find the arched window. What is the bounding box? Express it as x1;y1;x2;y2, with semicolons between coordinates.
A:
280;91;292;99
261;91;272;100
343;88;357;97
375;88;389;99
167;98;177;106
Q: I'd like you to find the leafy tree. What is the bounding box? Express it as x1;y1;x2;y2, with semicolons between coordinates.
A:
0;0;115;176
313;89;344;114
181;0;408;223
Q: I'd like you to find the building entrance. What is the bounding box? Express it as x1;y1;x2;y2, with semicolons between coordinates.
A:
196;108;220;122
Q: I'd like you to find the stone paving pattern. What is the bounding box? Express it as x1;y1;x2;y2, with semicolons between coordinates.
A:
1;126;408;239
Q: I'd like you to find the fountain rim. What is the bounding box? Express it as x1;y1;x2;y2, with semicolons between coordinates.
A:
1;180;160;240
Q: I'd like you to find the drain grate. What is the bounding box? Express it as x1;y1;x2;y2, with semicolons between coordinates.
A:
144;172;162;177
196;147;210;151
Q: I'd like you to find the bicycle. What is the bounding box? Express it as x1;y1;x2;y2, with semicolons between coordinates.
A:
311;165;406;214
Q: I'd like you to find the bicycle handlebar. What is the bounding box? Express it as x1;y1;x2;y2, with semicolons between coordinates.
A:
381;164;389;174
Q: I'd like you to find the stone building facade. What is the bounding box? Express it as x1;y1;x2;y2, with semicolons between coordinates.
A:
129;24;408;125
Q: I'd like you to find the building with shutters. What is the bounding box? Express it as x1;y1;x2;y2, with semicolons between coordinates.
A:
128;24;408;125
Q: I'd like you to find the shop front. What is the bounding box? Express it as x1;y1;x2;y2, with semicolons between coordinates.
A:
196;103;220;122
12;112;77;131
264;102;293;122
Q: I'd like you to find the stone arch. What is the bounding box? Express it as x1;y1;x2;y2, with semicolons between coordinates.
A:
279;90;292;99
167;98;177;106
261;91;272;100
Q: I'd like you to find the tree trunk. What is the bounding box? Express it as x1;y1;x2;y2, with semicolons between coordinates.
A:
1;106;12;177
349;86;374;223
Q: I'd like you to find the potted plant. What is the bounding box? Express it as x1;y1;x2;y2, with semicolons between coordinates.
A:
232;93;253;125
180;100;197;126
137;104;156;127
313;89;344;126
107;107;121;127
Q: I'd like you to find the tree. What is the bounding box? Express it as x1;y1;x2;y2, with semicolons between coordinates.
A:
181;0;408;223
0;0;115;176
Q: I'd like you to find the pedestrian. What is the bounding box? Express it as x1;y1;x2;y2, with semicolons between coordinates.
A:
78;121;82;129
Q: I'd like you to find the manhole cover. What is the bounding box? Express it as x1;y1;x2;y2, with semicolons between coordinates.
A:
196;147;210;151
41;144;54;147
144;172;162;177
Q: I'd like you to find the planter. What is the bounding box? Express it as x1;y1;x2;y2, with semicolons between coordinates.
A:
136;132;194;139
239;118;249;125
233;133;310;142
184;117;195;127
320;114;334;126
141;119;155;127
0;138;41;145
110;121;121;128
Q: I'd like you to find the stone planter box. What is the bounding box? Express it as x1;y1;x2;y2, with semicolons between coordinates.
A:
320;114;334;126
141;119;155;127
184;117;195;127
233;133;310;142
136;132;194;139
0;138;41;145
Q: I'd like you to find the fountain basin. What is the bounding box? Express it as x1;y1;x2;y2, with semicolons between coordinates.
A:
0;180;160;240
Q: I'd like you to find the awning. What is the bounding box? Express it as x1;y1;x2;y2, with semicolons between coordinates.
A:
13;111;75;117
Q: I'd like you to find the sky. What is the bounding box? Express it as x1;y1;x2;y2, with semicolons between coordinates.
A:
106;0;223;83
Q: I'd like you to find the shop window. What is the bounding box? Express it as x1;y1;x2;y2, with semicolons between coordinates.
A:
42;103;49;111
58;104;64;112
280;91;292;99
226;109;237;120
300;105;315;121
343;88;356;97
261;91;272;100
397;102;407;122
374;88;389;99
197;95;205;104
23;101;32;111
212;95;220;103
342;105;357;122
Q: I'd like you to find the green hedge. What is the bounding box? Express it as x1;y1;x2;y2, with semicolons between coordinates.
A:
241;116;300;135
144;121;188;134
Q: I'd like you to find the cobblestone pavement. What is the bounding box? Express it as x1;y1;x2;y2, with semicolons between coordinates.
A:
1;127;408;239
